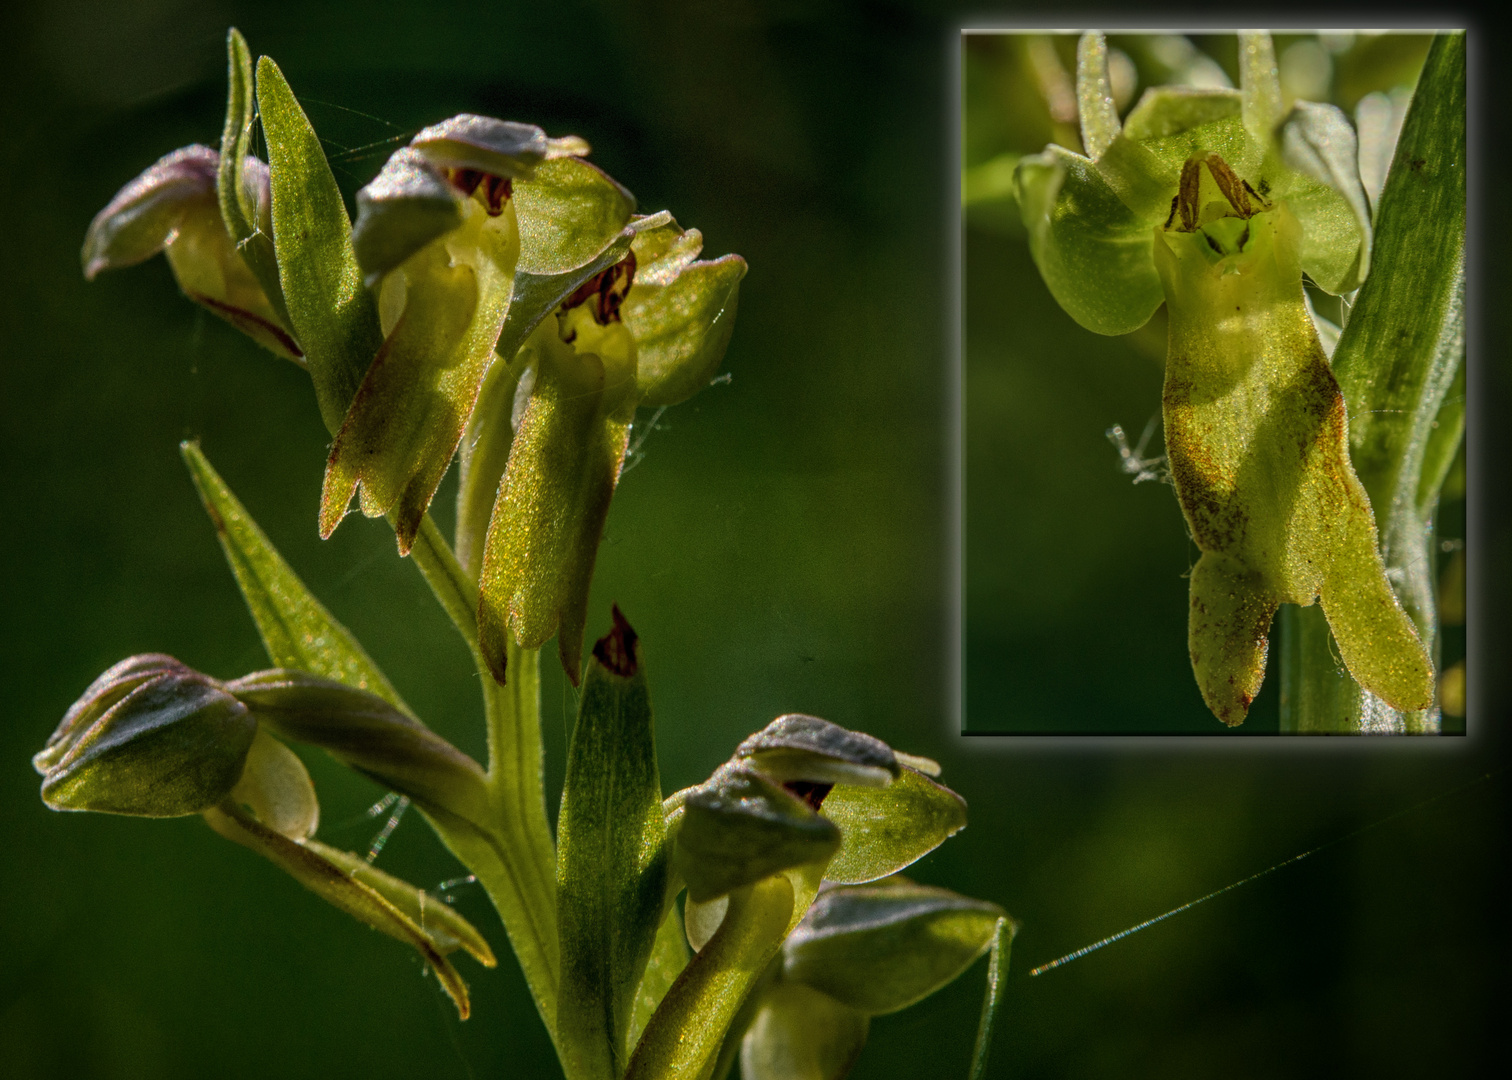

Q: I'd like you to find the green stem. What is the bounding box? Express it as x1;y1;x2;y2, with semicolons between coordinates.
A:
407;511;560;1035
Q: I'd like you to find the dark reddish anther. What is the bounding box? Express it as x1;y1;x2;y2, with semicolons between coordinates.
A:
784;780;834;811
591;604;639;678
445;167;486;197
443;169;513;215
560;250;637;325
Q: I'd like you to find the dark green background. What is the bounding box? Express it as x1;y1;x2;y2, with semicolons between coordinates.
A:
1;6;1506;1078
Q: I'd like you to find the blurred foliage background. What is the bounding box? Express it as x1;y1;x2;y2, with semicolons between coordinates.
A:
0;7;1506;1079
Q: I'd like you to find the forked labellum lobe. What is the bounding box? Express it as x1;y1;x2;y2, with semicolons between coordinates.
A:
1156;153;1432;725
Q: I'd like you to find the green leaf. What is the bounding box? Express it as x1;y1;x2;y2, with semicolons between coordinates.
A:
1014;145;1164;336
673;763;840;903
218;28;292;333
968;917;1016;1080
627;901;691;1058
225;669;490;823
625;875;795;1080
37;656;257;817
782;879;1005;1016
740;981;869;1080
321;194;520;553
256;55;384;434
203;799;477;1018
821;766;967;884
1281;31;1466;734
557;609;669;1080
180;441;409;711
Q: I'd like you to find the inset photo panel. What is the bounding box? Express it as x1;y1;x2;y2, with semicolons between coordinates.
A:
960;30;1465;734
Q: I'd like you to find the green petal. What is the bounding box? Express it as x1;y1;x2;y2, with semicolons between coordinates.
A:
515;157;637;276
782;880;1004;1016
740;981;869;1080
1273;101;1372;293
1014;145;1164;336
228;727;319;839
257;55;384;434
627;247;746;407
557;609;669;1080
821;766;967;885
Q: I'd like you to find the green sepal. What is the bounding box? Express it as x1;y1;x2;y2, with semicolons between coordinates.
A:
515;157;637;276
624;875;795;1080
734;713;899;789
556;608;669;1080
218;28;293;334
1014;145;1164;336
740;981;869;1080
321;194;520;553
38;655;256;818
476;318;634;685
820;766;967;885
225;669;489;823
410;114;590;182
202;798;478;1018
256;55;384;435
782;879;1005;1016
673;763;840;904
623;223;747;407
181;441;409;711
349;147;466;286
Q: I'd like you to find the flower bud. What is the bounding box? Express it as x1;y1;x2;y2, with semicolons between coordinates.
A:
37;655;257;817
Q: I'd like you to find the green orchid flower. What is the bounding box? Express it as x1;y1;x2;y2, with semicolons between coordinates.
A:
1015;31;1432;724
81;144;301;361
320;115;593;553
473;214;747;685
36;654;496;1018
